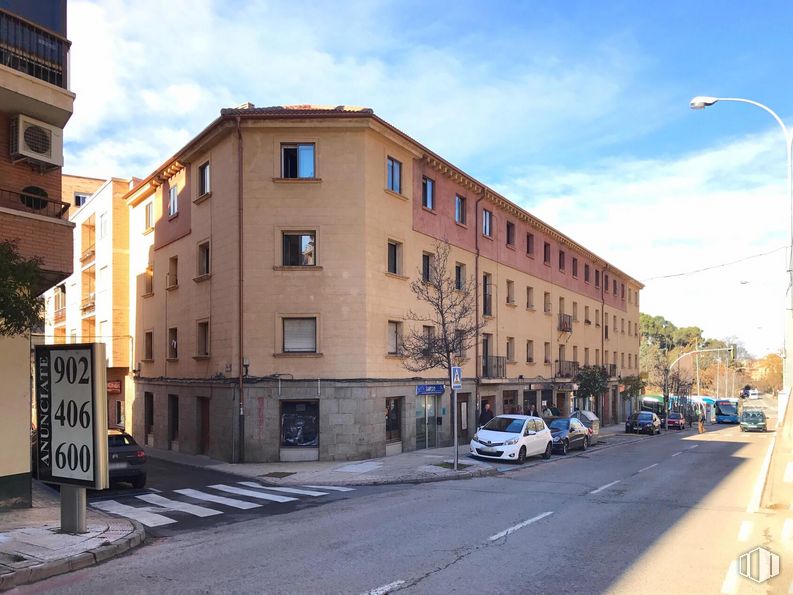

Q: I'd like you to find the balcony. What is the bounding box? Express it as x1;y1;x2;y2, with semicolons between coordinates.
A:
558;313;573;332
557;360;579;378
602;364;617;378
80;292;95;313
80;243;95;263
0;9;69;89
481;355;506;379
0;188;69;219
53;307;65;324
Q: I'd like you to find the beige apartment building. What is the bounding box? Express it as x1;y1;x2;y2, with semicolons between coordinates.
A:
44;177;133;428
126;104;642;463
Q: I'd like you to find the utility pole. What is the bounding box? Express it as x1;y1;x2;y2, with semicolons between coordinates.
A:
695;342;701;396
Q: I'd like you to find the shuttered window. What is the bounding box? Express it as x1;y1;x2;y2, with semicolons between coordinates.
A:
283;318;317;352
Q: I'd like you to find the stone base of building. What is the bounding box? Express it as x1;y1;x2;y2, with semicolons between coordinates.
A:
0;472;31;510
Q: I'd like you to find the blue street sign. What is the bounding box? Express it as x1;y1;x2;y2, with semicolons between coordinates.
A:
416;384;445;395
451;366;463;390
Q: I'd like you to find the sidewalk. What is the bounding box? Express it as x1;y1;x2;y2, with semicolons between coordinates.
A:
147;422;631;487
0;482;145;591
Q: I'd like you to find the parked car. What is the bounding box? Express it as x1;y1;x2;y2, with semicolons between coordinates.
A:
570;410;600;443
749;389;760;400
108;428;147;488
666;411;686;430
740;409;767;432
546;417;589;455
625;412;661;435
470;415;553;463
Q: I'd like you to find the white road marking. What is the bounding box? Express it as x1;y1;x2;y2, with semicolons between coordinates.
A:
720;560;739;594
590;480;620;495
488;511;553;541
737;520;752;542
237;482;328;497
136;493;222;517
209;484;297;503
783;519;793;543
174;488;262;510
784;462;793;483
148;488;162;493
92;500;177;527
671;451;683;457
303;485;356;492
688;445;699;450
362;580;406;595
747;436;776;513
638;463;658;473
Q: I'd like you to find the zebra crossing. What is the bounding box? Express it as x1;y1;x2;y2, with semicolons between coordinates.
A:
91;482;356;529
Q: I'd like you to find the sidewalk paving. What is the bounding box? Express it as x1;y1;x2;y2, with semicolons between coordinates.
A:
0;482;145;591
147;422;634;487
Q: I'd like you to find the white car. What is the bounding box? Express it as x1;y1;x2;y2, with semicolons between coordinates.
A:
749;389;760;400
470;415;553;464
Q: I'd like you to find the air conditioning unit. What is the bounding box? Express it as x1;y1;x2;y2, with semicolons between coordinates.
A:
9;114;64;169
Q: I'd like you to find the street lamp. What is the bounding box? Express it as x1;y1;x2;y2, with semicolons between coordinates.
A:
690;96;793;397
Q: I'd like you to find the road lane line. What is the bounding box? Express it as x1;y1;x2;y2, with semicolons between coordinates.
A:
304;485;356;492
175;488;262;510
136;493;222;517
590;480;620;495
784;519;793;543
737;520;752;542
637;463;658;473
687;445;699;450
747;436;776;513
92;500;177;527
488;511;553;541
209;484;297;503
671;451;683;457
785;462;793;483
720;560;739;594
237;482;329;497
362;580;406;595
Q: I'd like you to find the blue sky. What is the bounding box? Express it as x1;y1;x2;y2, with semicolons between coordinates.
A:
65;0;793;357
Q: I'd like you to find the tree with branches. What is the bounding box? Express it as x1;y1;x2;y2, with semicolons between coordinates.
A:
0;240;44;336
573;365;609;411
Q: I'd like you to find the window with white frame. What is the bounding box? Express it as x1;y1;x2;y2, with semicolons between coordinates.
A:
168;185;178;217
387;321;402;355
282;143;315;178
455;195;466;224
482;209;492;237
387;240;402;275
283;317;317;353
198;161;211;195
506;280;515;304
422;177;434;209
526;286;534;309
74;192;89;207
98;212;108;239
455;262;465;290
168;327;178;359
506;337;515;361
526;340;534;363
144;202;154;231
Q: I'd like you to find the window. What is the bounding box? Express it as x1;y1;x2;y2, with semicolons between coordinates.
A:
595;269;600;287
455;262;465;290
584;264;590;283
144;202;154;231
621;283;626;300
595;309;601;326
506;337;515;362
387;321;402;355
559;250;565;271
506;221;515;246
483;273;492;316
281;401;318;448
144;331;153;360
196;320;210;356
621;318;625;333
198;161;211;195
168;185;178;217
604;274;609;292
584;306;590;323
98;212;108;240
526;286;534;309
544;342;551;364
482;209;493;237
526;233;534;256
628;321;632;336
506;280;515;304
282;143;315;178
584;348;590;365
168;327;178;359
422;252;433;282
455;195;467;224
544;292;551;313
572;258;578;278
614;351;618;369
613;279;618;294
422;326;435;355
386;397;402;443
387;241;402;275
115;401;124;426
572;302;578;321
386;156;401;193
74;192;89;207
422;177;434;209
543;242;551;265
572;346;578;363
526;340;534;363
198;241;211;276
455;329;466;359
621;352;625;367
283;318;317;353
283;232;316;266
144;265;153;294
613;315;617;330
628;353;632;368
558;296;565;315
168;256;178;288
596;349;600;365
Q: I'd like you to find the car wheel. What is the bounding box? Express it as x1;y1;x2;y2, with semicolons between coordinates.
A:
562;440;569;455
582;436;589;451
131;475;147;489
542;442;552;459
517;447;526;465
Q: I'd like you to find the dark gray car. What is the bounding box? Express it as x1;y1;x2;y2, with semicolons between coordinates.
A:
108;428;147;488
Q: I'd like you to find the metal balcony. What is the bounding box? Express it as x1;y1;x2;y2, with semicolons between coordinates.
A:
602;364;617;378
0;188;69;219
481;355;506;378
80;292;95;312
0;9;69;89
558;313;573;332
53;307;65;324
556;360;579;378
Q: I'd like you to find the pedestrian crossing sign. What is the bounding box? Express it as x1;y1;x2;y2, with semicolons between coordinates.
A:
451;366;462;390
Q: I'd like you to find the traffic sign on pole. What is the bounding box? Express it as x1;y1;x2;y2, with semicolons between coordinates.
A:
451;366;462;390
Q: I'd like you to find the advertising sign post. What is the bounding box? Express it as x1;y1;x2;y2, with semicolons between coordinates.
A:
34;343;108;533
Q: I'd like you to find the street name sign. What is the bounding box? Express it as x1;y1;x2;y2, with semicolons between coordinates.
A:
34;343;108;489
416;384;445;395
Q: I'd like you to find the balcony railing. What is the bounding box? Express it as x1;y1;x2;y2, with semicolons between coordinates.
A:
557;360;579;378
0;188;69;219
0;9;69;89
53;307;65;324
602;364;617;378
558;313;573;332
481;355;506;378
80;243;95;263
80;292;95;312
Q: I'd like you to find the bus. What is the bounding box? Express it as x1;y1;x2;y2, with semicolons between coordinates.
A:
641;396;665;418
714;398;739;424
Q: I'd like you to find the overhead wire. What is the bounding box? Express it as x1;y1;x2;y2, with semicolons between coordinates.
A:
642;245;786;282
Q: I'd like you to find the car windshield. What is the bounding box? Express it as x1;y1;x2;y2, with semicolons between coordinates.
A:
743;411;764;420
548;419;570;430
638;413;653;420
669;413;681;419
715;401;738;416
482;417;524;433
108;434;136;447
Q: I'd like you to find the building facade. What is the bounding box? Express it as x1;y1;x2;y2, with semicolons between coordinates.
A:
0;1;74;508
126;104;642;464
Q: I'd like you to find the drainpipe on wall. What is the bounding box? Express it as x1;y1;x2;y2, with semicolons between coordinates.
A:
601;264;607;422
236;116;245;463
474;192;485;418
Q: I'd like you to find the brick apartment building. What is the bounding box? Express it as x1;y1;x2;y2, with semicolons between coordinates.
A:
125;104;642;463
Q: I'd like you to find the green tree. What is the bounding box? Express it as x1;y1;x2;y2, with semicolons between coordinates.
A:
574;365;609;408
621;375;646;399
0;240;44;336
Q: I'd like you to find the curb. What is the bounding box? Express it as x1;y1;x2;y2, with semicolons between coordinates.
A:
0;520;146;592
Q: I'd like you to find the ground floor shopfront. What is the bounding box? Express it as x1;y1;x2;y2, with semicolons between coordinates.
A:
130;376;624;463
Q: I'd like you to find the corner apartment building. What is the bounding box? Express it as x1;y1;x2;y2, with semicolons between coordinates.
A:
126;104;642;464
0;1;74;508
44;177;133;429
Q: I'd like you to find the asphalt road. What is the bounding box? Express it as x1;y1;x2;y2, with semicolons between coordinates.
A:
25;403;781;595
